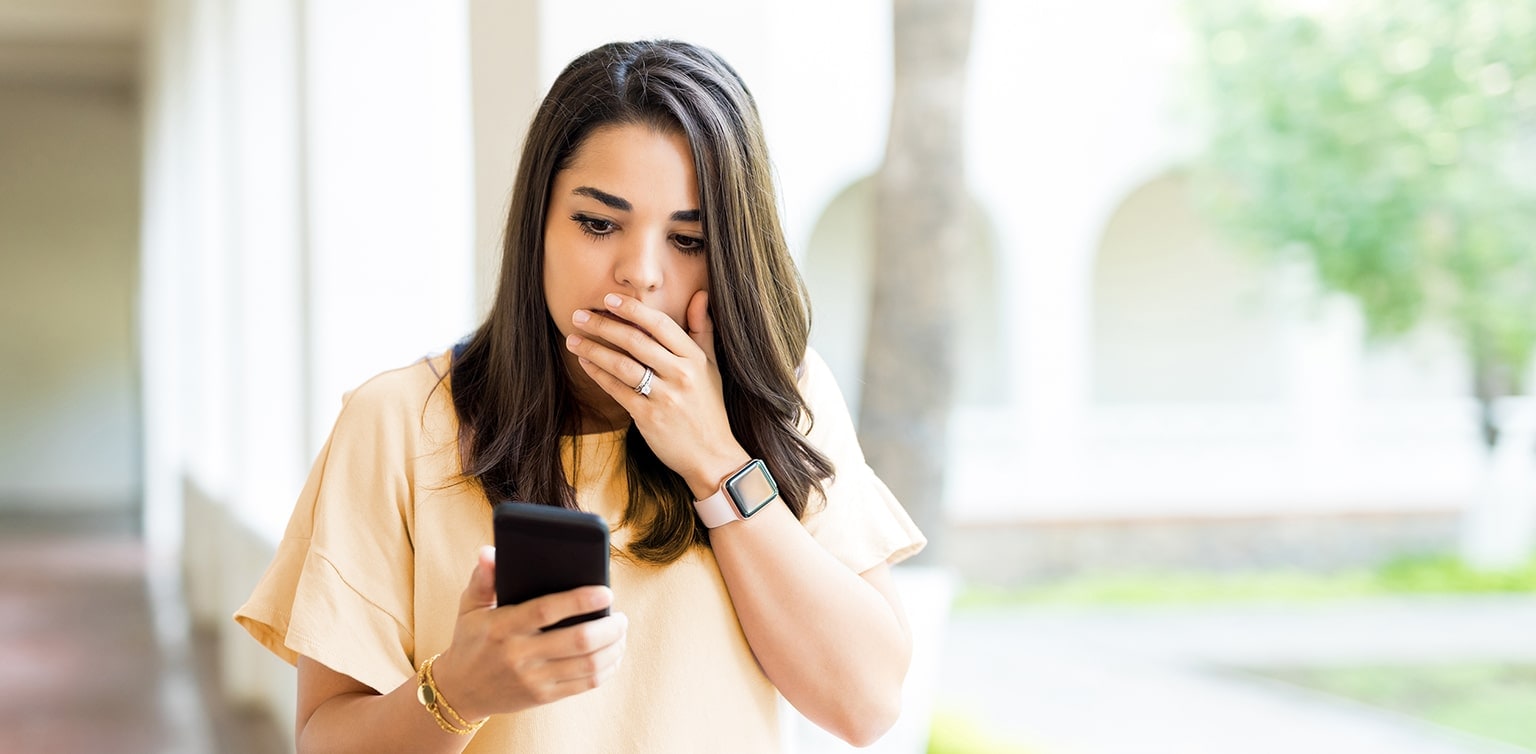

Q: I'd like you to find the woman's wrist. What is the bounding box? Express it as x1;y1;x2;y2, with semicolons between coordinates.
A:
685;449;752;500
425;649;491;726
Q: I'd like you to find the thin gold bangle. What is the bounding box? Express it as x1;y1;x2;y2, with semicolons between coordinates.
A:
416;653;487;735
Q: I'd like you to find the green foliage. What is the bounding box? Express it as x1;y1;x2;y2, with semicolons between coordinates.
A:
958;551;1536;607
1187;0;1536;390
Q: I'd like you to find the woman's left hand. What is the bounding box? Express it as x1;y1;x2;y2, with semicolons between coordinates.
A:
566;290;749;498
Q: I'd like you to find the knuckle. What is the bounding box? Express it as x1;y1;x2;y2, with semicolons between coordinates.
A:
530;602;558;628
600;663;619;684
570;626;596;653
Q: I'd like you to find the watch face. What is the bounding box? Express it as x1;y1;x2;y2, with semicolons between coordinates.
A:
725;460;779;518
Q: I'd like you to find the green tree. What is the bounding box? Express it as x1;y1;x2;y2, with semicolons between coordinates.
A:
1187;0;1536;445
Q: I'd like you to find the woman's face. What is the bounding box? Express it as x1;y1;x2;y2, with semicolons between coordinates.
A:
543;123;709;363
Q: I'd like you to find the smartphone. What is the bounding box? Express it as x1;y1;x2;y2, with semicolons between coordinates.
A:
492;501;611;631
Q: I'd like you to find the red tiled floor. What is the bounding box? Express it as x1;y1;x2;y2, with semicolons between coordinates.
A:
0;513;286;754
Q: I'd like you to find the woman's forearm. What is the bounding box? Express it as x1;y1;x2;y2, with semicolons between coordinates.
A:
296;657;476;754
708;501;912;746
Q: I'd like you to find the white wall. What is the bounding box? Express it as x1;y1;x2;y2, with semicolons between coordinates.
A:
786;0;1488;524
0;81;140;512
1092;174;1289;405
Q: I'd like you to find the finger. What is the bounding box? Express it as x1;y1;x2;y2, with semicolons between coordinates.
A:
542;645;625;697
459;545;497;615
505;584;613;633
576;354;648;407
534;612;629;662
537;630;626;685
567;317;667;383
685;290;714;361
602;293;697;358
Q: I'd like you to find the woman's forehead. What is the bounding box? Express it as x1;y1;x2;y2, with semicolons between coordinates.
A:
555;124;700;209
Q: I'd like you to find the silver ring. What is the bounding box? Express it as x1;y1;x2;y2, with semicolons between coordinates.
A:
634;366;654;397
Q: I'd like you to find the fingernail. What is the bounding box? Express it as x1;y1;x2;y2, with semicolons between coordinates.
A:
604;293;622;308
567;334;582;347
572;309;590;324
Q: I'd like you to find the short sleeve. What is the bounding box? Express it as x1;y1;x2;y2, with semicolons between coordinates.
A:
233;372;421;695
797;348;926;573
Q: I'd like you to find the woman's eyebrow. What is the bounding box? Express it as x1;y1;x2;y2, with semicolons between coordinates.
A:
573;186;631;211
573;186;700;223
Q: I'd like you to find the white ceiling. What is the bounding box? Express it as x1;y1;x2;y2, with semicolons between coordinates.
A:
0;0;146;86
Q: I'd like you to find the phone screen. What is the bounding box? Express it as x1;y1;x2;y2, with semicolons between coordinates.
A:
493;502;611;630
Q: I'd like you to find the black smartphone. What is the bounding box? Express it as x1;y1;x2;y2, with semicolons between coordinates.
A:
492;501;611;631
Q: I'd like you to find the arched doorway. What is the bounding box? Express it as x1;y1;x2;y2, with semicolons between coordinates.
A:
1091;172;1287;405
801;177;1006;418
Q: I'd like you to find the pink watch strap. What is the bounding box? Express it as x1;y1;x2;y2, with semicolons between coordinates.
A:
693;487;741;528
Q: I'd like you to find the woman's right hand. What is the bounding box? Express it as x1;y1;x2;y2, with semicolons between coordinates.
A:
430;545;627;721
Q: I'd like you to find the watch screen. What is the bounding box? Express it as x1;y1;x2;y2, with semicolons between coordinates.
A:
727;460;779;517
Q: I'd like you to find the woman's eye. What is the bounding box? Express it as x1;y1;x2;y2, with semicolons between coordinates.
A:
572;215;615;237
672;234;706;254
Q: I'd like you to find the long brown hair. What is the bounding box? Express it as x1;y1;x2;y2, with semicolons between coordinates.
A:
450;40;834;564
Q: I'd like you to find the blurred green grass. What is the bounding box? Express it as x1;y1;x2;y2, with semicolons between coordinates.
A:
956;552;1536;608
927;709;1045;754
1257;664;1536;750
937;553;1536;753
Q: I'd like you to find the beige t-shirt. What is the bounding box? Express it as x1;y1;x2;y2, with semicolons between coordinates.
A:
234;347;925;753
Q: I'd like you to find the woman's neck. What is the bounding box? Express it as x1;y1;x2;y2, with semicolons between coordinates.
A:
575;401;629;434
563;354;631;434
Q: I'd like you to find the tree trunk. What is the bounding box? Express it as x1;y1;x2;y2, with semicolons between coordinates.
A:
859;0;974;565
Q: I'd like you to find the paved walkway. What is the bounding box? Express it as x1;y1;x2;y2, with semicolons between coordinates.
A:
937;596;1536;754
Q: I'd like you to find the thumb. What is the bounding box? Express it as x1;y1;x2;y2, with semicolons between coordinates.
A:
459;545;497;614
686;290;715;360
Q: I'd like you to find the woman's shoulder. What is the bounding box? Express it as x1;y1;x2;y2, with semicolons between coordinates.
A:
795;346;841;405
794;345;859;442
335;350;456;428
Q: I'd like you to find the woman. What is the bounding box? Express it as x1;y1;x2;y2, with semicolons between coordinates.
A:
236;39;924;753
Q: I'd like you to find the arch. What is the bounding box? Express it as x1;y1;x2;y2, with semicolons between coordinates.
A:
801;176;1006;419
1090;171;1288;404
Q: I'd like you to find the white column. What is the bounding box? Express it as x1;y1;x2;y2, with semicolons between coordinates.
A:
140;0;191;570
226;0;307;539
469;0;542;319
181;0;236;506
302;0;477;452
142;0;238;600
1279;260;1362;477
218;0;309;711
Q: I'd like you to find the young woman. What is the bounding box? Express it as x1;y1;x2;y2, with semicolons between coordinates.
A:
236;39;924;753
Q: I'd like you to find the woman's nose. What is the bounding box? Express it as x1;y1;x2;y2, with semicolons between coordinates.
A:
614;236;664;292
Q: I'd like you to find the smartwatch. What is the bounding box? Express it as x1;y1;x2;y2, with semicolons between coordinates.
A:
694;459;780;528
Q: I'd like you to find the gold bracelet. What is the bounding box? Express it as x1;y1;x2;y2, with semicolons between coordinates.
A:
416;653;487;735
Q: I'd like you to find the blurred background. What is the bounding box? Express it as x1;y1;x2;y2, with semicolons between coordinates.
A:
1;0;1533;752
